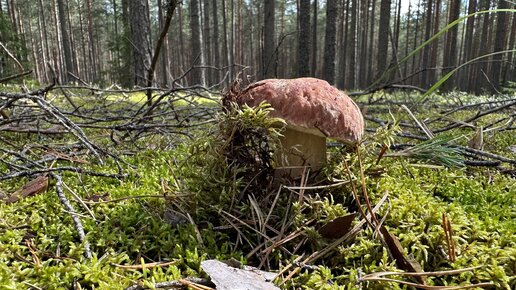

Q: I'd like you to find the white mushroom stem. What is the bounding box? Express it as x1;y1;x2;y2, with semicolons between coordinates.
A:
276;127;327;175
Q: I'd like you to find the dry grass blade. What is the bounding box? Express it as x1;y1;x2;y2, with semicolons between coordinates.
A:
112;260;179;270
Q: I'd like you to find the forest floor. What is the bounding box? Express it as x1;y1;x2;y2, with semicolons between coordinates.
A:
0;84;515;289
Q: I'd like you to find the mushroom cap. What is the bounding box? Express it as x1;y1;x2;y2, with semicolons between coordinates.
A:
237;78;364;143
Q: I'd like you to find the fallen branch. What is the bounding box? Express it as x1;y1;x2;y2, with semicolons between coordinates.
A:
53;174;92;259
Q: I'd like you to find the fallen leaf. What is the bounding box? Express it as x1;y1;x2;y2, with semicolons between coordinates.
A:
318;213;358;239
379;225;426;284
5;175;49;204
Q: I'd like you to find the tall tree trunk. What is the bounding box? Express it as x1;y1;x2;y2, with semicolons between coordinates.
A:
410;0;421;85
38;0;51;82
460;0;476;91
128;0;152;86
311;0;318;77
403;0;411;79
262;0;275;79
491;1;509;91
358;0;369;88
211;0;220;82
367;0;376;84
442;0;460;90
337;0;350;89
86;0;97;82
377;0;391;81
202;0;212;85
222;0;230;80
322;0;337;84
297;0;311;77
56;0;73;83
158;0;170;86
475;0;491;93
503;11;516;83
421;0;433;88
189;0;205;85
429;0;441;86
347;0;357;89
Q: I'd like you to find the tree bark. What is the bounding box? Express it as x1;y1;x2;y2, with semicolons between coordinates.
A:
297;0;311;77
377;0;391;80
262;0;275;79
212;0;220;82
189;0;205;85
460;0;476;90
56;0;73;83
322;0;337;84
202;0;212;85
490;1;509;91
442;0;460;90
311;0;318;77
128;0;152;87
347;0;357;89
421;0;433;88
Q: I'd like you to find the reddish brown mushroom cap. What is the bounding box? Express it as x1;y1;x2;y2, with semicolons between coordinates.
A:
238;78;364;143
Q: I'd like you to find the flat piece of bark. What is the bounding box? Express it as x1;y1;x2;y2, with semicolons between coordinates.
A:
201;259;279;290
5;175;48;204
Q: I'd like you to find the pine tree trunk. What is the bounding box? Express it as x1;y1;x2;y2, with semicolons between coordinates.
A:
421;0;433;88
189;0;205;85
503;11;516;83
377;0;391;80
262;0;275;79
202;0;212;85
460;0;476;91
442;0;460;90
347;0;357;89
322;0;337;84
211;0;220;82
491;1;509;91
128;0;152;86
56;0;73;83
297;0;311;77
311;0;318;77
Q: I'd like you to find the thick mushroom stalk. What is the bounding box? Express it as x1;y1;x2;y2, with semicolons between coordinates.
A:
236;78;364;177
278;126;327;170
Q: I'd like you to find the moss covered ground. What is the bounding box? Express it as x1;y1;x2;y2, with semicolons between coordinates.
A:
0;91;514;289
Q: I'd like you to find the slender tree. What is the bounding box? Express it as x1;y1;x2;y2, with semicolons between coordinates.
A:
127;0;152;86
311;0;318;77
377;0;391;80
211;0;220;81
297;0;311;77
262;0;275;78
460;0;476;90
442;0;460;90
189;0;205;85
421;0;433;88
491;1;510;91
322;0;337;84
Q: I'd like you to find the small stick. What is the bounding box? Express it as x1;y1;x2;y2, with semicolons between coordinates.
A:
53;174;92;259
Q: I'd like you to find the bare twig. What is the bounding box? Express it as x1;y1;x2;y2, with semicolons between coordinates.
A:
53;174;92;259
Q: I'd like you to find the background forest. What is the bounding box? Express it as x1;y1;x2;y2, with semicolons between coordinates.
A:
0;0;515;94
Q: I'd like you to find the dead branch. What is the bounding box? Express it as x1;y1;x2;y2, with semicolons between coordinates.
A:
53;174;92;259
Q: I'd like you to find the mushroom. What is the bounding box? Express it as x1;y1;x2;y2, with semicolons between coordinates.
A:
237;78;364;175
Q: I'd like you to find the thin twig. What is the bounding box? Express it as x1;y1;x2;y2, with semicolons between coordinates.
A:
53;174;92;259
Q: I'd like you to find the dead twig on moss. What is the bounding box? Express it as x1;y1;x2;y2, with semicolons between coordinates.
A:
53;174;91;259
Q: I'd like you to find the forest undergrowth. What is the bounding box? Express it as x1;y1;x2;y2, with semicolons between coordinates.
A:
0;85;515;289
